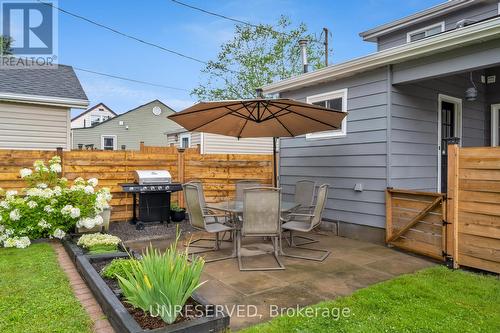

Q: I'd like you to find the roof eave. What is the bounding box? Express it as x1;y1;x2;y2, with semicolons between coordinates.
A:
0;92;89;109
359;0;479;41
262;16;500;94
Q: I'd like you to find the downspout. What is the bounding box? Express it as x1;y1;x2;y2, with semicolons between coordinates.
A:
386;65;393;188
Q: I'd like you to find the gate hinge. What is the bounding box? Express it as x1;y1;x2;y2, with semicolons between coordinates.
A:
442;220;450;226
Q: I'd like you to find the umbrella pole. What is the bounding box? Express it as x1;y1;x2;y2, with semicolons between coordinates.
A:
273;137;277;187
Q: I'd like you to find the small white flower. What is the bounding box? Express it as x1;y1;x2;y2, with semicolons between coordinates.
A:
70;207;81;219
0;201;10;209
49;163;62;173
27;201;38;209
20;168;33;178
61;205;73;216
37;183;48;189
50;156;61;164
37;219;51;229
3;236;31;248
9;209;21;221
53;229;66;239
84;185;94;194
6;190;17;198
44;205;54;213
87;178;98;187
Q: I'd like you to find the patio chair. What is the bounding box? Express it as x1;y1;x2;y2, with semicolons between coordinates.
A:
235;180;261;202
294;180;316;212
238;187;285;271
183;184;235;263
281;184;330;262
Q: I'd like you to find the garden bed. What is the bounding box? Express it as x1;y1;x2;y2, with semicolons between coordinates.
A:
74;253;230;333
61;235;129;263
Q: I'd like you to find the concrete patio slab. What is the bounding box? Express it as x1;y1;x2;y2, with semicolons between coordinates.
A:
126;230;437;331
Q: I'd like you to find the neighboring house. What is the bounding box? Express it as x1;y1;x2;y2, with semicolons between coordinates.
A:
71;103;116;128
166;129;274;154
72;100;180;150
262;0;500;242
0;63;88;150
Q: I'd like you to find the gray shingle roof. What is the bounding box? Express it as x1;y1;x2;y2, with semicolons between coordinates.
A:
0;63;88;101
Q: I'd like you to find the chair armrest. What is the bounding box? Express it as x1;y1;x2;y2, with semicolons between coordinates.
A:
287;213;315;218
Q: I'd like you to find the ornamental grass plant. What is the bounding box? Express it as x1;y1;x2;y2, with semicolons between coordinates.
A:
117;233;205;324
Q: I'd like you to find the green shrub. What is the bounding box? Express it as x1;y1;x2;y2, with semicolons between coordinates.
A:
117;234;205;324
101;258;137;279
170;202;184;212
77;233;121;254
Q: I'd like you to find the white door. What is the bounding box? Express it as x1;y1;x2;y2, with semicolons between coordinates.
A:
437;94;462;193
491;104;500;147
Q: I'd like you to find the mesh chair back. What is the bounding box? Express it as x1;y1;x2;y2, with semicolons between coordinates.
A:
235;180;261;202
310;184;329;229
294;180;316;208
183;184;205;230
242;187;281;237
187;180;206;208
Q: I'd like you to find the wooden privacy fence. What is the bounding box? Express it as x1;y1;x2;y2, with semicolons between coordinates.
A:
387;144;500;274
0;148;272;222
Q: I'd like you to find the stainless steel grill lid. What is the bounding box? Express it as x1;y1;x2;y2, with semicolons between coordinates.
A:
134;170;172;185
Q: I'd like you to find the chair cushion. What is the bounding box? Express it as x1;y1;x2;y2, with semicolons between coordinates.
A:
205;222;233;233
282;220;311;232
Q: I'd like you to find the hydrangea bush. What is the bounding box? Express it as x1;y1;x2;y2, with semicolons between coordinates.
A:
0;156;112;248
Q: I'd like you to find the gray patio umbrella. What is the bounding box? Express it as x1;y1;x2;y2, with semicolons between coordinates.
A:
168;98;347;185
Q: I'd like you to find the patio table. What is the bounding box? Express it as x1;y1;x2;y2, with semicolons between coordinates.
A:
206;200;299;261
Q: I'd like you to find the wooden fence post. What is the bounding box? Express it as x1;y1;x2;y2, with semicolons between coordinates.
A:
385;188;393;243
177;148;185;207
447;143;460;268
139;141;145;152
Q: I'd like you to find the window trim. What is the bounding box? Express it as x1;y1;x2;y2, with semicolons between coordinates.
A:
101;135;117;150
305;88;348;140
406;22;445;43
179;132;191;148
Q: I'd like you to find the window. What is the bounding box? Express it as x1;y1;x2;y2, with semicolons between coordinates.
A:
101;135;117;150
407;22;444;43
305;89;348;140
90;115;101;126
179;133;191;148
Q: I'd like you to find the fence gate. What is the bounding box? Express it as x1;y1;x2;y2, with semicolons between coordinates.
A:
386;189;447;261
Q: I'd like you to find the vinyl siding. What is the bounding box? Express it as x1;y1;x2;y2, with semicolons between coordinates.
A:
72;100;179;150
166;131;201;148
71;107;115;129
390;72;488;191
279;68;388;228
0;101;70;150
377;1;499;51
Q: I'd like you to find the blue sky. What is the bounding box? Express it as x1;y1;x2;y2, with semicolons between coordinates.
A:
58;0;443;117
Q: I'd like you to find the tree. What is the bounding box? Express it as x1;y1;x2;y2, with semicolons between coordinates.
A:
0;35;13;55
192;16;328;101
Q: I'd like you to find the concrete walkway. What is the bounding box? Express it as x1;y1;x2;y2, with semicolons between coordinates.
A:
52;242;115;333
127;231;436;331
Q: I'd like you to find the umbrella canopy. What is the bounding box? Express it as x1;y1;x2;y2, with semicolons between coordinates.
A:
167;99;347;138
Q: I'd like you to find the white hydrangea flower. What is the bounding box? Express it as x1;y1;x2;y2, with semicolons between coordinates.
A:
27;201;38;209
61;205;73;216
53;229;66;239
53;186;62;196
50;198;57;205
0;201;10;209
19;168;33;178
74;177;85;185
6;190;17;198
9;209;21;221
3;236;31;248
70;207;81;219
37;183;48;189
50;156;61;164
77;232;121;248
44;205;54;213
87;178;98;187
84;185;94;194
76;215;104;229
49;163;62;173
37;219;51;229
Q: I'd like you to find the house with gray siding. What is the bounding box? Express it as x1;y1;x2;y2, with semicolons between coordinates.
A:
262;0;500;243
72;100;182;150
0;63;89;150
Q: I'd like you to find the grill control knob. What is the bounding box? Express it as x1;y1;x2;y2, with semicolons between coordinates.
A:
141;186;147;191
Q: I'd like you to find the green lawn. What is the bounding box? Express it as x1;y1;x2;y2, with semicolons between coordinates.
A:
0;243;92;333
240;266;500;333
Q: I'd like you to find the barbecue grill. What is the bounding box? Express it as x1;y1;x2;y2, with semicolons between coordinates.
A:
120;170;183;230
